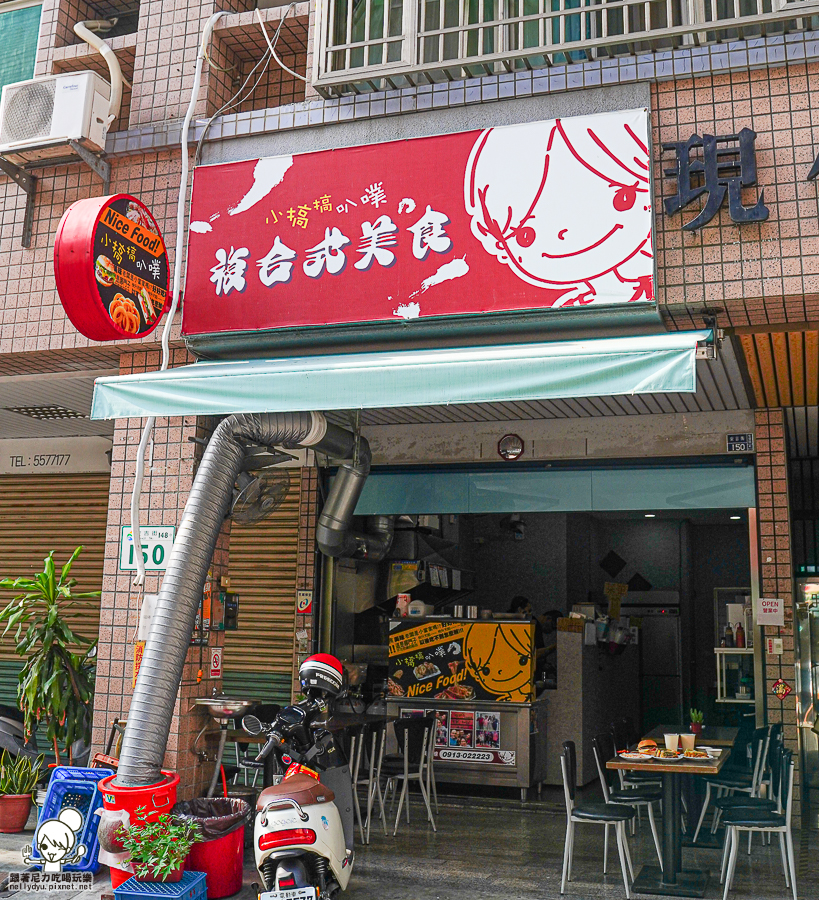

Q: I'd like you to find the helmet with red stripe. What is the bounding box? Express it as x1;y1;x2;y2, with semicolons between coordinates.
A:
299;653;343;697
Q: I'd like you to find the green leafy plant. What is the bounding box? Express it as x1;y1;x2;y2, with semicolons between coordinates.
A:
118;807;201;881
0;548;99;764
689;708;704;724
0;750;43;797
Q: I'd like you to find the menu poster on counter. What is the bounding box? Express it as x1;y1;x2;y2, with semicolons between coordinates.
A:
427;709;450;747
449;711;475;748
475;711;501;750
388;619;535;702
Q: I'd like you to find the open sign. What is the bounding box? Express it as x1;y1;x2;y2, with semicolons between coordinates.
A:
757;597;784;626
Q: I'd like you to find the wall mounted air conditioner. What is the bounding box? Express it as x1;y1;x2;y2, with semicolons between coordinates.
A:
0;71;111;165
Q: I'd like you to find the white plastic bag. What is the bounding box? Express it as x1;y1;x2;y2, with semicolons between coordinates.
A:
94;808;134;873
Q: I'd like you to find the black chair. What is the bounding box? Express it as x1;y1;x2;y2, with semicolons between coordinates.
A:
693;726;768;843
383;716;436;835
757;722;782;807
711;724;781;850
614;716;638;747
592;732;663;870
560;740;635;898
609;720;661;834
719;747;797;900
611;720;661;789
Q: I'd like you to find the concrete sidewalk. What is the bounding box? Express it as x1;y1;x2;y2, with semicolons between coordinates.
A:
0;791;815;899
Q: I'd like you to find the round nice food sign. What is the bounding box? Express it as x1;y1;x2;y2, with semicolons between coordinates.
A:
54;194;169;341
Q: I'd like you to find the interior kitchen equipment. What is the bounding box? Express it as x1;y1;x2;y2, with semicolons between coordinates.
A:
619;592;683;733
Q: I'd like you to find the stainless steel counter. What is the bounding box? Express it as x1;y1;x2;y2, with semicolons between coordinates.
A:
386;697;547;800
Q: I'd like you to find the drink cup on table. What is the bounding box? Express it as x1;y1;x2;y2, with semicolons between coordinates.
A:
664;733;680;751
680;733;696;752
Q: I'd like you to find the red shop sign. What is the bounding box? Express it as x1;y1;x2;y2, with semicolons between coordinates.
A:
54;194;170;341
182;109;654;339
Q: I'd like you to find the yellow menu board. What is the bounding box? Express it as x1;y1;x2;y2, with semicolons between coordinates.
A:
388;619;534;702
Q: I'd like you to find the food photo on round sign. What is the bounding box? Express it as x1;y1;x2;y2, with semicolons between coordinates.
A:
53;194;170;341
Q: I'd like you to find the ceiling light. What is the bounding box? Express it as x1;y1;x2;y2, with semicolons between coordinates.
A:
644;514;655;518
730;515;741;520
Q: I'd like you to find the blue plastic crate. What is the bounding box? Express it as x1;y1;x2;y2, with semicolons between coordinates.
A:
114;871;207;900
32;766;114;874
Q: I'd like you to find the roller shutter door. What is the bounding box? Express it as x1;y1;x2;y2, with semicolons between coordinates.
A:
224;475;301;701
0;474;109;677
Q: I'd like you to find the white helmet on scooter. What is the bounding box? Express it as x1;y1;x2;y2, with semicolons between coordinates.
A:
299;653;343;697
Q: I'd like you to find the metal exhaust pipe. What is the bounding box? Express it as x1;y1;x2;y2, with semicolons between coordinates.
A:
115;411;362;786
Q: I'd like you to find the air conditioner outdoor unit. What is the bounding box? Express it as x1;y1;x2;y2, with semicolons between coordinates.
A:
0;71;111;165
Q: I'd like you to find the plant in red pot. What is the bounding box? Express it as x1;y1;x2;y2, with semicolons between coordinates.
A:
118;806;201;883
689;708;704;735
0;750;43;833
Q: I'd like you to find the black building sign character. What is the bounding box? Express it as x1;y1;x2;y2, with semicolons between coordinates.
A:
663;127;769;230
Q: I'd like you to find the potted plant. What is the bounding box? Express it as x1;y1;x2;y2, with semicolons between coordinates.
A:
0;548;99;765
0;750;43;833
118;807;201;883
689;708;704;735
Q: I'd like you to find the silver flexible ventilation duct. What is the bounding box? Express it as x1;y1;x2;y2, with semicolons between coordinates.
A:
316;440;394;559
115;410;377;786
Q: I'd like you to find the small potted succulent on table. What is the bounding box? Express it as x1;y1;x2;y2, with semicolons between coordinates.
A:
0;750;43;833
689;708;704;735
118;806;201;883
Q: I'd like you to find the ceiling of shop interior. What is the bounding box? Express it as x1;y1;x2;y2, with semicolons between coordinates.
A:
0;372;117;439
327;336;751;427
785;406;819;459
738;329;819;408
589;509;750;524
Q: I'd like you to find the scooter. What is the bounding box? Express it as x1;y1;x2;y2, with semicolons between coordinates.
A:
0;705;39;760
0;704;91;766
242;659;355;900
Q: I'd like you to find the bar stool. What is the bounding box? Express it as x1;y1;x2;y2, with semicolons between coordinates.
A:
422;725;438;815
560;740;635;898
363;720;389;843
347;724;368;843
383;716;436;835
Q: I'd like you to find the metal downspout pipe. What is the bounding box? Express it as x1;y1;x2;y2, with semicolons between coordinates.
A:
115;411;357;786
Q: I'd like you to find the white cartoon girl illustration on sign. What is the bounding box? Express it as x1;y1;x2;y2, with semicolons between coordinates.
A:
23;807;87;873
464;110;653;307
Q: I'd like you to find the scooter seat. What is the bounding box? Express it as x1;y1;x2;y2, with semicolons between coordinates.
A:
257;774;335;811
